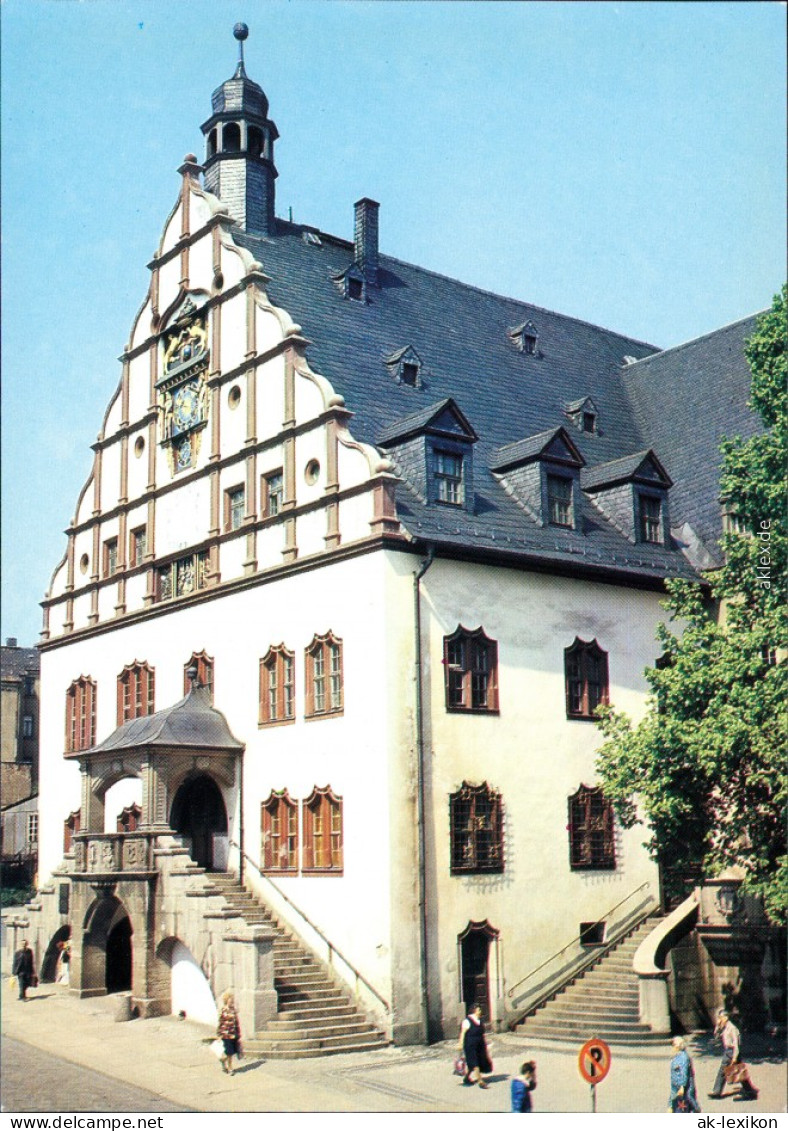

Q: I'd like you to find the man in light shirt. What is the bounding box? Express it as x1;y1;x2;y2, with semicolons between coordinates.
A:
708;1008;758;1100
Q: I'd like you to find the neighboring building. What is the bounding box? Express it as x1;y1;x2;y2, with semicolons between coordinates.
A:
19;30;770;1044
1;639;40;884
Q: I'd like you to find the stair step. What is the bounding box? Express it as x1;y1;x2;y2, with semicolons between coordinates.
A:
250;1031;386;1053
244;1039;389;1060
263;1019;376;1037
278;1005;358;1022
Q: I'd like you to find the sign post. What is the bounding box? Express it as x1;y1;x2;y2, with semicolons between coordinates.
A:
578;1038;612;1113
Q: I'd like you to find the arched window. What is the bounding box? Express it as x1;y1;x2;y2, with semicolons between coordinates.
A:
568;785;616;870
248;126;263;159
65;677;96;752
305;633;343;718
449;782;504;874
207;128;218;158
444;627;499;712
259;645;295;725
564;638;609;719
184;651;214;701
261;790;298;873
303;786;343;873
223;122;241;152
117;662;155;725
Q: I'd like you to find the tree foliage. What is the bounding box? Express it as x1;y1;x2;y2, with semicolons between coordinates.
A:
596;285;787;921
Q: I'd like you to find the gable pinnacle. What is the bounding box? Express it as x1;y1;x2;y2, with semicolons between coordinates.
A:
233;22;249;77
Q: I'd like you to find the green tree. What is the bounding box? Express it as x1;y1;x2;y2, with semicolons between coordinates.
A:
596;285;787;922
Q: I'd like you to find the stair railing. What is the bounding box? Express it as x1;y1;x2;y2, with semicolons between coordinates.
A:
504;879;658;1030
229;842;390;1020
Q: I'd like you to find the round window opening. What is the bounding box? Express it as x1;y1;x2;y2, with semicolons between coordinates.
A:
79;554;89;575
228;385;241;410
134;436;145;458
305;459;320;485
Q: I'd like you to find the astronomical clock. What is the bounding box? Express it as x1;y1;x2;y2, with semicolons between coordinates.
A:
157;297;209;474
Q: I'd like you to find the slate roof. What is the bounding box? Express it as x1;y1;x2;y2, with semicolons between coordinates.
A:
491;428;584;472
232;219;761;585
621;316;763;567
581;451;672;492
1;645;39;680
81;685;243;756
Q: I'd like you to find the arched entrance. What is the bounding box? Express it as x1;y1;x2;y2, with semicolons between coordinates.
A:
170;775;228;870
82;894;133;995
41;924;71;984
458;920;499;1024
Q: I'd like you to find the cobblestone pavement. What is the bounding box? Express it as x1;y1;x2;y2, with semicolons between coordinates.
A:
2;980;785;1114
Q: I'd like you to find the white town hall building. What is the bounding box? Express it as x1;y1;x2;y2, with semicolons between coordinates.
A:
15;26;764;1050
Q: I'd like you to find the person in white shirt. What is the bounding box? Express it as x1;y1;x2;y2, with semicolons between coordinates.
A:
708;1008;758;1100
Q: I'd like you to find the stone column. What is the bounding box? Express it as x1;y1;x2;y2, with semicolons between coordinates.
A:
223;924;279;1037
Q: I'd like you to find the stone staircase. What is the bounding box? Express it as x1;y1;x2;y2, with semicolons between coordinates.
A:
514;917;665;1044
208;872;389;1058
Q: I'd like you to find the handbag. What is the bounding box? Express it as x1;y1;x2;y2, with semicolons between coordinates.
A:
210;1038;225;1060
453;1054;467;1076
724;1061;750;1085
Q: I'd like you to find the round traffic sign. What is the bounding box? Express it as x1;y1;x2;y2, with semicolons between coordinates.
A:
578;1038;612;1084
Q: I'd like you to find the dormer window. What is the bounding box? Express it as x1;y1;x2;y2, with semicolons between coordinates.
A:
402;362;419;387
565;397;599;435
508;320;539;355
385;346;424;389
435;450;464;506
347;277;363;301
547;474;574;527
638;493;663;544
582;412;596;434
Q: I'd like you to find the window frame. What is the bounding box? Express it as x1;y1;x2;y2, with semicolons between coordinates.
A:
305;632;344;719
103;537;118;578
224;484;246;532
65;676;97;753
262;469;284;518
434;449;465;507
564;638;609;720
546;473;574;527
302;786;343;874
259;644;296;726
568;784;616;871
449;781;504;875
261;790;299;873
443;627;499;714
116;661;156;725
638;492;663;544
129;525;148;568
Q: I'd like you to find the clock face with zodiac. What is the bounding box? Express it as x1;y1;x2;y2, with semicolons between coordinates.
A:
172;381;200;432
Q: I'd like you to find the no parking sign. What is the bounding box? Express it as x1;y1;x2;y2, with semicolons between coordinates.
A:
578;1038;611;1111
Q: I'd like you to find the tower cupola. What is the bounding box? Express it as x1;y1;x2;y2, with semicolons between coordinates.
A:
200;24;279;235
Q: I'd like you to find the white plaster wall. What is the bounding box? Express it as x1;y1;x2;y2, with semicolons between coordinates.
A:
254;303;285;356
71;592;93;634
294;509;326;558
127;432;149;500
157;256;182;312
97;583;119;625
100;445;122;513
124;572;148;614
338;493;375;543
412;557;663;1030
75;477;95;526
127;353;150;425
130;297;153;351
337;440;373;489
189;234;213;288
256;525;286;569
220;293;247;376
218;239;249;290
294;373;326;426
170;941;218;1025
221;387;247;452
256;356;286;437
294;433;327;506
155;479;210;557
159;205;183;259
104;392;123;440
218;536;246;581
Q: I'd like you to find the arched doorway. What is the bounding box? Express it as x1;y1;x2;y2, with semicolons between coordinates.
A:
41;924;71;984
458;920;499;1024
106;916;133;992
82;895;133;995
170;775;228;870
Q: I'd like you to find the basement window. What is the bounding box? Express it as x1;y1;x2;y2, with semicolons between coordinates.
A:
580;921;606;946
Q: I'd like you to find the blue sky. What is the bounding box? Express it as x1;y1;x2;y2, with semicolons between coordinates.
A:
2;0;786;645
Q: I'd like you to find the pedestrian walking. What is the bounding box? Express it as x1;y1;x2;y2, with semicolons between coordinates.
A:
12;939;36;1000
511;1060;537;1112
459;1004;492;1089
57;940;71;985
216;990;242;1075
708;1009;758;1100
668;1037;700;1113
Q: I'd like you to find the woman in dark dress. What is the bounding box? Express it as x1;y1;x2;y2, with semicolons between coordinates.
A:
460;1004;492;1088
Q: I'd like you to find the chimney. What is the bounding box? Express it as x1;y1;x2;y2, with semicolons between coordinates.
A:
6;637;18;648
354;198;379;285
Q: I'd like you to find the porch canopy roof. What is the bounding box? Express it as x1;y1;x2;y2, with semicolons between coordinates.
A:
74;685;244;758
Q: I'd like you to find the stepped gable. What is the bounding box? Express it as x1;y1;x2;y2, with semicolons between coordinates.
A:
209;874;387;1058
235;221;704;584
